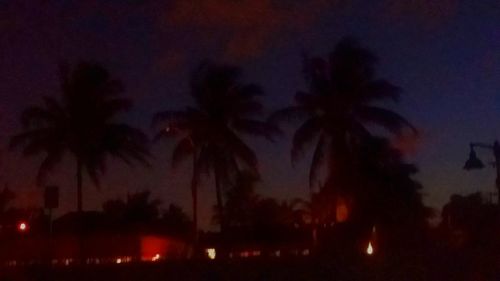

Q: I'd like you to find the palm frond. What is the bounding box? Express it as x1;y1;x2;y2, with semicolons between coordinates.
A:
235;83;263;98
225;131;258;169
357;106;417;135
268;106;307;125
151;110;190;129
197;145;214;175
153;129;174;142
101;98;133;118
171;137;194;168
232;100;263;117
86;165;102;189
20;106;55;128
295;91;321;110
291;117;322;163
10;129;53;150
360;79;401;102
232;118;280;141
102;123;151;167
309;134;327;191
42;96;65;115
36;149;65;186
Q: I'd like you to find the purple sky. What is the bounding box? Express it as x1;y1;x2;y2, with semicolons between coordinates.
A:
0;0;499;229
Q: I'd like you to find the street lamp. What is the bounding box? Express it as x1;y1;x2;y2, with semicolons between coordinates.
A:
464;141;500;203
464;146;484;170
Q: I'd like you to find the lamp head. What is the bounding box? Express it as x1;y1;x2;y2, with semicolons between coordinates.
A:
464;148;484;170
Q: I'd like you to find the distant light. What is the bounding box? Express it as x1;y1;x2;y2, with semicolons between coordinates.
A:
366;241;374;255
152;254;161;261
206;248;216;260
240;251;249;258
336;199;349;222
116;258;122;264
17;221;28;232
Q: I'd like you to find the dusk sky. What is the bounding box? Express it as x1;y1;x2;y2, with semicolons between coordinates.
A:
0;0;498;229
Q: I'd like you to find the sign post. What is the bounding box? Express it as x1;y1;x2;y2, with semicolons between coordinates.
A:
44;185;59;234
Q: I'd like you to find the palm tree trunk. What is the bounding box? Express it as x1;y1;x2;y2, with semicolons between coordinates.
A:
191;155;199;249
76;157;84;264
310;190;318;249
214;170;225;234
76;158;83;213
191;179;198;241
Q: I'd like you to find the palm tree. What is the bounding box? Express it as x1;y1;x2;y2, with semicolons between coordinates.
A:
11;62;149;213
153;62;275;236
270;37;416;218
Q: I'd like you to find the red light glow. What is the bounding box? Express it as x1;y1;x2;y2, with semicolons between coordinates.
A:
17;222;28;232
140;236;168;261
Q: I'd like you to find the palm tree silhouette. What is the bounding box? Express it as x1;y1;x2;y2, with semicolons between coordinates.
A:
11;62;150;213
270;37;416;215
153;62;275;236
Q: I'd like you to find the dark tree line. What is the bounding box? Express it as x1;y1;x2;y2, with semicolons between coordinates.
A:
8;37;431;252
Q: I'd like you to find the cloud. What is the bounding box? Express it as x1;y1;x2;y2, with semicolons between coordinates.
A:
164;0;335;60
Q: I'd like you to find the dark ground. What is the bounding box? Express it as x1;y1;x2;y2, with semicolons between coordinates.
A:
1;253;499;281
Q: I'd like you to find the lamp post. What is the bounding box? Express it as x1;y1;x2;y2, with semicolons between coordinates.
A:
464;141;500;204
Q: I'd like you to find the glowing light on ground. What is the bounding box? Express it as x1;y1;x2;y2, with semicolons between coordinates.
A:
151;254;160;261
116;258;122;264
240;251;249;258
206;248;216;260
366;241;374;255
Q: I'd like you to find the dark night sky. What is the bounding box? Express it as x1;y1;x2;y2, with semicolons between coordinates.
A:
0;0;498;229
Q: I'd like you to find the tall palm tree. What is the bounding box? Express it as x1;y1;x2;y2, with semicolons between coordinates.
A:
11;62;149;213
270;37;416;217
153;62;275;236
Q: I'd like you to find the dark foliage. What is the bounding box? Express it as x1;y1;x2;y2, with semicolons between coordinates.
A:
212;170;308;246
